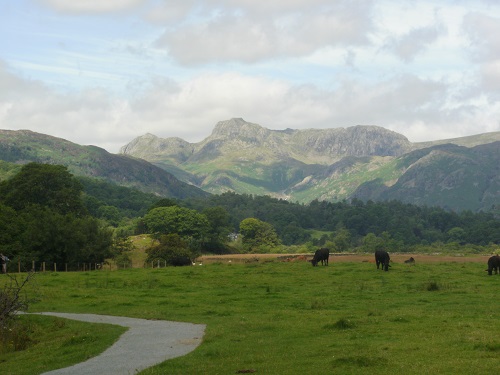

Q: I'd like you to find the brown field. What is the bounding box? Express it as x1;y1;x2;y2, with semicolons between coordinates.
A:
198;253;493;264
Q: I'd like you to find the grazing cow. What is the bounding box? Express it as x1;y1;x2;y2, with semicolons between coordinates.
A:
311;248;329;266
486;255;500;275
404;257;415;265
375;250;390;271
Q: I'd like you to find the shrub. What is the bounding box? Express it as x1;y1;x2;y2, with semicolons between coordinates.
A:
146;234;193;266
1;272;36;353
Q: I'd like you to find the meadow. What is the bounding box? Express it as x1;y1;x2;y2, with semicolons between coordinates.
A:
1;255;499;374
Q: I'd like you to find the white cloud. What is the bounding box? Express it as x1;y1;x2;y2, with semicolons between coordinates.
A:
383;23;445;62
3;58;498;154
37;0;147;13
2;1;500;154
462;11;500;62
154;0;374;64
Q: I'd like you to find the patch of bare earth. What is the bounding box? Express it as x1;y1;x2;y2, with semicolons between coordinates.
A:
199;253;492;264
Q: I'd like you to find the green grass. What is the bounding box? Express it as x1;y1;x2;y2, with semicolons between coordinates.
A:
0;314;126;375
1;259;499;374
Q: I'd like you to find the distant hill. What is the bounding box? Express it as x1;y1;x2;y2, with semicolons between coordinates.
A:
351;142;500;212
120;118;500;212
1;120;498;213
0;129;209;199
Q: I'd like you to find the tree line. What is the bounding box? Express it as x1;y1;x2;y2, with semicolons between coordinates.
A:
182;192;500;249
1;163;499;269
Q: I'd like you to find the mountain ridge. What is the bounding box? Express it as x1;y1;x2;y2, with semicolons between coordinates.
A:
0;119;498;213
0;129;208;199
120;118;500;212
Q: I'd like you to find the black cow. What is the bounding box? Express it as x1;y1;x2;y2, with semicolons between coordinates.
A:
486;255;500;275
375;250;390;271
311;248;329;266
404;257;415;265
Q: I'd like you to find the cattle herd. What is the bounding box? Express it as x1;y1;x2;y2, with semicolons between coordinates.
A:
309;248;499;276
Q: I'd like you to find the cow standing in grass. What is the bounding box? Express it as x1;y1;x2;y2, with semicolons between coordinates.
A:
375;250;390;271
311;248;329;266
486;255;500;275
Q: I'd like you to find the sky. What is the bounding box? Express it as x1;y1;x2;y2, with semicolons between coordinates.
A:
1;0;500;153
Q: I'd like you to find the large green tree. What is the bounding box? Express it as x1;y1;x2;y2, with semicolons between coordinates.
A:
0;163;85;215
239;218;281;252
143;206;210;250
202;206;232;252
0;163;112;265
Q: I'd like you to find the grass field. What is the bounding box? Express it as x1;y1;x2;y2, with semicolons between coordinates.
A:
1;254;499;374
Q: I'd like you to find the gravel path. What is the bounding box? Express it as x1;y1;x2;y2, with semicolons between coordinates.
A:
27;312;206;375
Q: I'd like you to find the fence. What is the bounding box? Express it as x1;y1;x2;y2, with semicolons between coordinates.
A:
2;260;123;273
1;257;185;273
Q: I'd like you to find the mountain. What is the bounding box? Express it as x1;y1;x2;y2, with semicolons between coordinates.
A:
120;118;413;195
120;118;500;212
351;142;500;212
121;118;412;165
0;129;209;199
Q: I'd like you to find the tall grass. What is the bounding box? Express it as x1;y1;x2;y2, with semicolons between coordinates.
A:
1;259;498;374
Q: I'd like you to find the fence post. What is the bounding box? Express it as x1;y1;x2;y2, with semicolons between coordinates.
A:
32;260;35;272
54;263;57;272
65;263;68;272
18;261;20;273
42;262;45;272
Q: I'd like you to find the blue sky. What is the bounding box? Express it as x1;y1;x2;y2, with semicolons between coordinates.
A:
1;0;500;153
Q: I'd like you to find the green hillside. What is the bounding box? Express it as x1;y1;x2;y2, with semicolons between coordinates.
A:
0;129;208;200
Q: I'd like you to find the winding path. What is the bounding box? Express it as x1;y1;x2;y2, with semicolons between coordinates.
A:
28;312;206;375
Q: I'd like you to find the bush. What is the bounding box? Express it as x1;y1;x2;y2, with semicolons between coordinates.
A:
1;272;36;353
146;234;193;266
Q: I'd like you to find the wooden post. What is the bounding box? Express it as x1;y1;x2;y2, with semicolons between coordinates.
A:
32;260;35;271
65;263;68;272
18;261;20;273
42;262;45;272
54;263;57;272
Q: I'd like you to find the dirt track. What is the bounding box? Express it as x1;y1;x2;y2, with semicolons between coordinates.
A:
199;253;493;264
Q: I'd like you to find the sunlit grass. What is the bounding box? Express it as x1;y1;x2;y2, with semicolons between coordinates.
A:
1;259;498;374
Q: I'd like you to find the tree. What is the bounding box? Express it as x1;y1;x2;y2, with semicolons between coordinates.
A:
447;227;466;244
332;228;352;252
0;204;21;256
0;163;85;215
146;234;193;266
202;206;232;252
111;237;133;269
0;163;113;265
239;218;281;251
280;223;310;245
148;198;178;211
97;205;122;227
362;233;383;253
143;206;210;250
16;207;112;264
